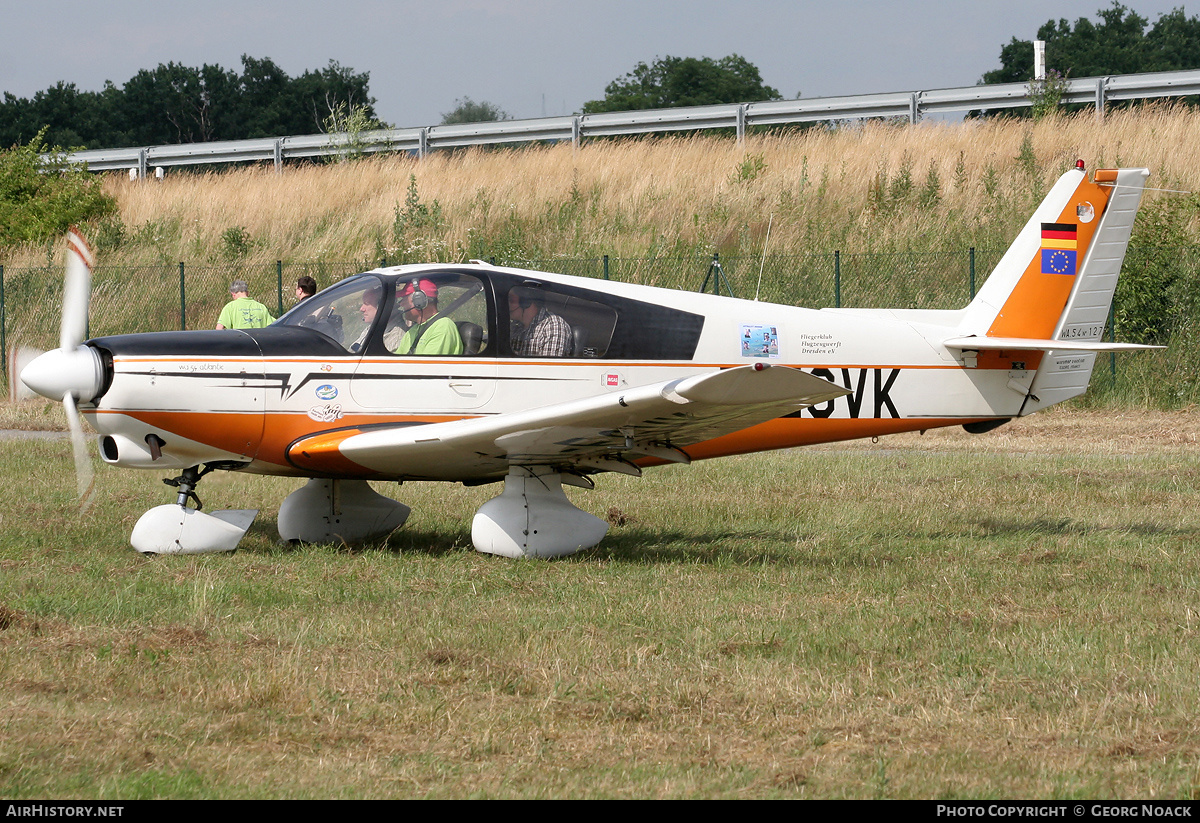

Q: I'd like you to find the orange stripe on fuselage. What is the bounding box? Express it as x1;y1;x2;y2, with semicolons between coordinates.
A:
287;427;392;476
640;416;982;465
91;408;462;471
94;408;985;477
96;356;1003;477
91;410;263;459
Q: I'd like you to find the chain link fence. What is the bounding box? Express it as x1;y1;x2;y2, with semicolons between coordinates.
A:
2;247;1196;406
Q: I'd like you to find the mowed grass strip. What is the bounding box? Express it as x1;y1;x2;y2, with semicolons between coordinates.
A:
1;408;1199;798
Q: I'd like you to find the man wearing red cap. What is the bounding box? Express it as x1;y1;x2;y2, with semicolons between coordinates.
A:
393;279;463;356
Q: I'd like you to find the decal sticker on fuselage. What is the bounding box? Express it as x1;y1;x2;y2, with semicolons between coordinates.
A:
1054;356;1090;372
741;324;779;359
315;384;338;400
799;333;842;356
307;404;344;423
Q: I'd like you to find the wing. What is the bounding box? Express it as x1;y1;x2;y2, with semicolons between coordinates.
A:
288;364;848;480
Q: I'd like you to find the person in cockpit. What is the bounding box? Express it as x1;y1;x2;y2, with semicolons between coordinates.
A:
509;289;573;356
348;286;382;352
393;279;463;356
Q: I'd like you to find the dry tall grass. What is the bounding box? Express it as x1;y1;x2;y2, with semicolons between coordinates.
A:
5;104;1200;269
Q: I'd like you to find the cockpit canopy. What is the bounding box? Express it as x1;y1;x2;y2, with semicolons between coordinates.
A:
276;267;703;360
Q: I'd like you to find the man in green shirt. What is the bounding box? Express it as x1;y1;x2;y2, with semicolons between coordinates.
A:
216;280;275;329
393;279;463;356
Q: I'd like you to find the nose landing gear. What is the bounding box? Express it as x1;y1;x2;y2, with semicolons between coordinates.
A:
130;463;258;555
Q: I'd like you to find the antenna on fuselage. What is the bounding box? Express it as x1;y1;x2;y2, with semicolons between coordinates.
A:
754;213;773;302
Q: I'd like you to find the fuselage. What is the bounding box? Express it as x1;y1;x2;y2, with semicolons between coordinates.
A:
80;263;1019;481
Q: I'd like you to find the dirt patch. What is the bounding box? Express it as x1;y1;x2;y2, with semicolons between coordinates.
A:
813;407;1200;458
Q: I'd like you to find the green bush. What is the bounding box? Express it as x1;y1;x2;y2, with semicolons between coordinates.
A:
1114;193;1200;345
0;129;116;248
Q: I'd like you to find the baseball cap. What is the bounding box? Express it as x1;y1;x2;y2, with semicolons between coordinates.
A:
398;279;438;299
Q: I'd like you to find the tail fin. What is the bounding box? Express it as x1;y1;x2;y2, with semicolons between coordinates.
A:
946;165;1152;412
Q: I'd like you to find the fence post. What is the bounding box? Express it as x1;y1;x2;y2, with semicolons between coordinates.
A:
969;247;976;299
0;264;6;384
276;260;284;317
179;262;186;330
603;254;609;280
834;250;841;308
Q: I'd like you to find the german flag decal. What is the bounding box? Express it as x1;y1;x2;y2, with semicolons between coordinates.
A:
1041;222;1077;275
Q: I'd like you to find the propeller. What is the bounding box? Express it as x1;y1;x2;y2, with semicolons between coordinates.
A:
61;228;93;351
20;227;103;505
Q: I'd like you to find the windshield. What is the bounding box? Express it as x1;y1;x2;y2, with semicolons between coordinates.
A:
276;275;384;354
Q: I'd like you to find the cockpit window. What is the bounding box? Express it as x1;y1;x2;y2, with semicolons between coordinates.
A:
276;275;384;354
506;286;617;357
492;273;704;360
385;274;489;356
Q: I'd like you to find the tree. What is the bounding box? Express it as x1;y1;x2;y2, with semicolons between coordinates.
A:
237;55;294;138
0;129;116;247
119;61;242;145
441;97;511;124
0;82;115;150
0;56;382;150
981;2;1200;84
288;59;383;134
581;54;781;114
1142;7;1200;71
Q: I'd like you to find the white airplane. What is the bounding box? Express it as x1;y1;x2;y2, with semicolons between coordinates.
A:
21;163;1156;558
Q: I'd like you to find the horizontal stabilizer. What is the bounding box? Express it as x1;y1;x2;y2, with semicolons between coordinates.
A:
943;336;1162;353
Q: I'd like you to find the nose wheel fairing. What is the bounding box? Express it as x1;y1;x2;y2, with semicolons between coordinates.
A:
131;506;259;555
130;465;258;555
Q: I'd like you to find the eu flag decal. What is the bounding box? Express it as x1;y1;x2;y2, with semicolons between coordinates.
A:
1042;248;1077;274
1041;222;1078;274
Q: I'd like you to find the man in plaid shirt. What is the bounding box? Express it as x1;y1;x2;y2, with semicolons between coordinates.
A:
509;290;574;357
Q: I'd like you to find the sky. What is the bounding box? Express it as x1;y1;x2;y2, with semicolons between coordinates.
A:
0;1;1190;129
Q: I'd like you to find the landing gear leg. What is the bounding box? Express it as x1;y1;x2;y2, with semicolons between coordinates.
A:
130;464;258;555
162;464;214;509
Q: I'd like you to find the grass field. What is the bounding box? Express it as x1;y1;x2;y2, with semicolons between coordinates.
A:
2;405;1199;798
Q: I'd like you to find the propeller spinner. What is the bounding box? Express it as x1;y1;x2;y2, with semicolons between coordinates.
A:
20;228;103;501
